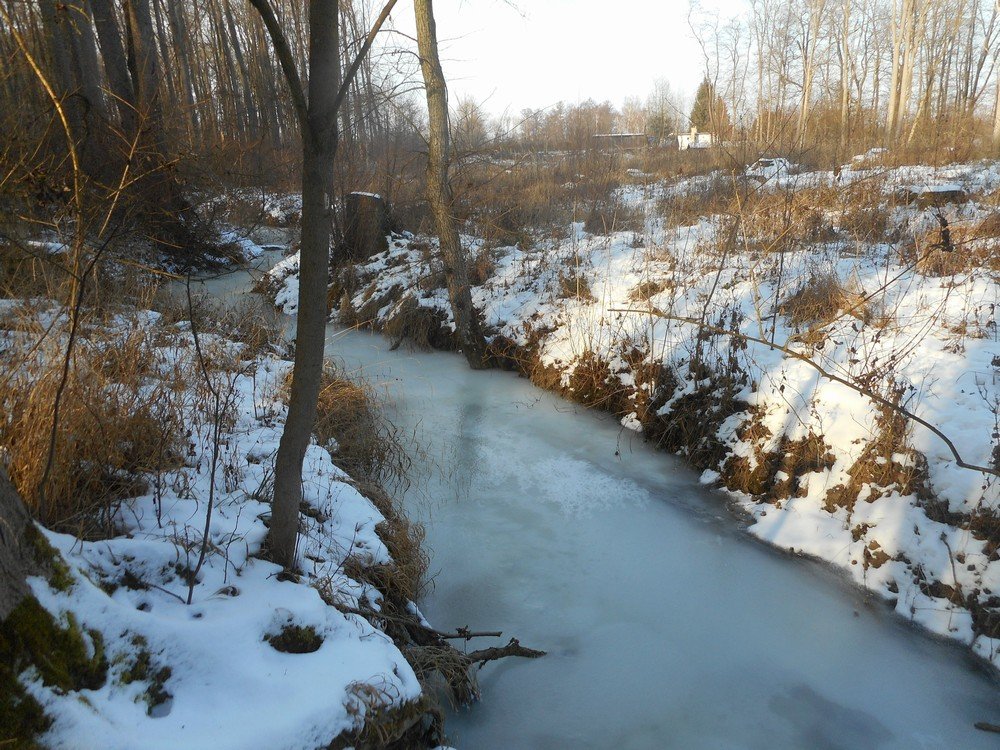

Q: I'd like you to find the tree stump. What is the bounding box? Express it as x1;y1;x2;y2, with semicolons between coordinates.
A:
343;192;390;262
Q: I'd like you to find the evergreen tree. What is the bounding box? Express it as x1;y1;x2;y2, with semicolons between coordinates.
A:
689;78;730;133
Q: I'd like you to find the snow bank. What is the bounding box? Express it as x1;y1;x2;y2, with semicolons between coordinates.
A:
11;309;422;748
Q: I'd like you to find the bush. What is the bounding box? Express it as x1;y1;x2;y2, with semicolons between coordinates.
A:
779;270;871;330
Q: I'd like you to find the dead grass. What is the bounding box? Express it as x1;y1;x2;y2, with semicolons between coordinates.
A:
450;151;623;243
657;173;737;228
647;373;745;469
0;254;276;535
780;270;872;331
344;481;428;604
289;364;411;489
824;403;929;513
583;200;644;235
838;180;893;243
722;410;836;501
739;186;838;250
911;215;1000;277
628;279;672;302
556;269;595;301
469;245;498;286
0;319;186;535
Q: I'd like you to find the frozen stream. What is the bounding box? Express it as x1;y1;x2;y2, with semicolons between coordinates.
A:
327;330;1000;750
206;253;1000;749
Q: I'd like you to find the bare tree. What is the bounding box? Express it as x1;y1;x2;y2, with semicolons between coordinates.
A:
414;0;488;369
248;0;399;568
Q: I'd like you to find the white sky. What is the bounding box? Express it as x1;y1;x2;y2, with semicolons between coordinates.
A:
387;0;747;116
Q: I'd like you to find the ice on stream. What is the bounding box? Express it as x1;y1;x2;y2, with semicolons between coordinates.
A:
326;326;1000;750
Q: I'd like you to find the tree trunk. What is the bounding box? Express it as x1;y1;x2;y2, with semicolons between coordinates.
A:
223;0;260;140
163;0;199;139
250;0;398;567
343;192;390;260
91;0;136;134
0;468;43;621
267;0;340;570
414;0;487;369
126;0;167;157
993;68;1000;145
68;0;109;124
38;0;86;146
838;0;851;153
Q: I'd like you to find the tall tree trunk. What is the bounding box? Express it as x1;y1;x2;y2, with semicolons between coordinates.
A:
223;0;260;140
993;67;1000;145
268;0;340;570
126;0;167;157
67;1;108;124
150;0;176;114
163;0;199;139
838;0;852;153
91;0;136;134
38;0;86;144
414;0;487;369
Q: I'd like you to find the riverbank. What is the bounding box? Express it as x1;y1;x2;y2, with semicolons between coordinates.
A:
0;251;451;748
269;158;1000;670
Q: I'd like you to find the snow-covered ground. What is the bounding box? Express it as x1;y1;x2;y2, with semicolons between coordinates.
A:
272;159;1000;667
2;297;423;748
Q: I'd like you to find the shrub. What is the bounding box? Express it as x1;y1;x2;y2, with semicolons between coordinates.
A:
779;270;871;330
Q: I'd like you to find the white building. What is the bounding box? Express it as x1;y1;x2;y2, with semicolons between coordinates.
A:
677;127;714;151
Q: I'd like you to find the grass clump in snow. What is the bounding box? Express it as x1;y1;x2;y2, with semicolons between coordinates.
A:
343;482;428;604
628;278;672;302
557;269;595;301
779;270;873;337
117;636;173;715
824;402;929;513
265;624;323;654
337;690;442;749
723;425;837;500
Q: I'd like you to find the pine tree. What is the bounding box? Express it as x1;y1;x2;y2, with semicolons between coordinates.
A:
689;78;730;133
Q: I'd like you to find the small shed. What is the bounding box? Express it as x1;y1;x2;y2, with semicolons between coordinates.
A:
677;127;714;151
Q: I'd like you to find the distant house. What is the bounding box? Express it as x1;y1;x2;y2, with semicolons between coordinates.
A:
592;133;651;150
677;127;714;151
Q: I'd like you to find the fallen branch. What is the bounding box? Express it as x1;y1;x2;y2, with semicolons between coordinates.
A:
339;602;544;705
465;638;546;665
